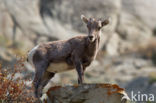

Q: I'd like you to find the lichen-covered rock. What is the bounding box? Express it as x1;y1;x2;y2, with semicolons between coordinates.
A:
46;84;130;103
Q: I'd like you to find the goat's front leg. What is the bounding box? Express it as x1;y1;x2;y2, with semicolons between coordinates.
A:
75;60;84;84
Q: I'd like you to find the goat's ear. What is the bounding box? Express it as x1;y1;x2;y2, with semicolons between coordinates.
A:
101;19;109;27
81;15;88;24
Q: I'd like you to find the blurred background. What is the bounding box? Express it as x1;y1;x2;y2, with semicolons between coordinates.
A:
0;0;156;102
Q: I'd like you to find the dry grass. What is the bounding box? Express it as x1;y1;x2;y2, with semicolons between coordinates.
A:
0;57;37;103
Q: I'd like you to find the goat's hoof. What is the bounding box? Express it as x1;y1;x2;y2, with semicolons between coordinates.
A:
40;94;48;102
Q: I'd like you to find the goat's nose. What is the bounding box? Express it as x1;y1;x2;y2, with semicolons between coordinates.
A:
89;36;94;40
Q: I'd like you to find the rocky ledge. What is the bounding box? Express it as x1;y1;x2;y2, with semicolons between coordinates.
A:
44;84;130;103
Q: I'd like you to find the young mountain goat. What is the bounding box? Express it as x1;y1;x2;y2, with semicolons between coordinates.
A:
27;15;109;98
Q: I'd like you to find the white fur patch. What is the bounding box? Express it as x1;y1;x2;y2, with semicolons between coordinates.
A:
98;21;102;27
99;30;102;37
47;62;74;73
81;15;85;20
27;45;39;67
40;94;48;102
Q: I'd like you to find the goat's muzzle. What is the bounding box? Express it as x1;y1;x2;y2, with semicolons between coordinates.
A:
88;35;95;42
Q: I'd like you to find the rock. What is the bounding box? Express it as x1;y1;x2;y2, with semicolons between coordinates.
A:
4;0;50;37
117;11;152;42
41;0;121;32
45;84;130;103
1;0;156;56
39;0;121;49
116;11;152;54
104;32;121;55
82;53;155;85
0;0;121;48
122;0;156;29
125;77;156;102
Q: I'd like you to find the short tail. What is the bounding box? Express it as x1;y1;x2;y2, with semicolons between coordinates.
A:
27;45;39;66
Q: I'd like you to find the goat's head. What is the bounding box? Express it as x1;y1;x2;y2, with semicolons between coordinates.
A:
81;15;109;42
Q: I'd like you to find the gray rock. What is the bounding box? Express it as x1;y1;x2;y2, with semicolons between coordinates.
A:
104;32;121;55
117;11;152;42
0;0;122;50
0;0;155;55
125;77;156;102
4;0;50;37
122;0;156;29
45;84;130;103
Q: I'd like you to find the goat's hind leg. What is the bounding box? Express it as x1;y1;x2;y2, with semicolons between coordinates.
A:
39;71;55;95
33;62;49;98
